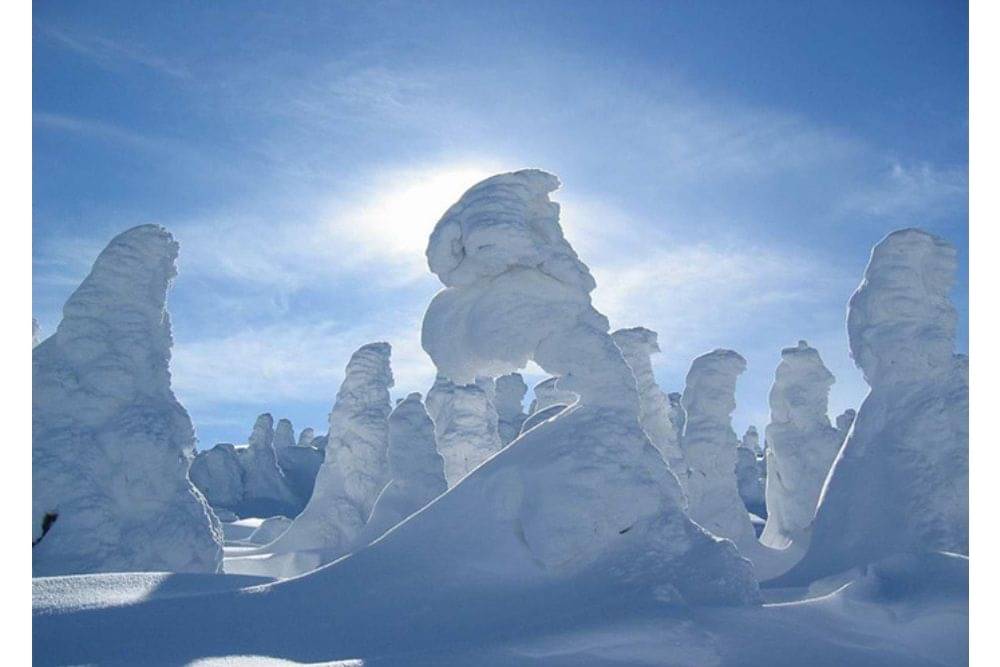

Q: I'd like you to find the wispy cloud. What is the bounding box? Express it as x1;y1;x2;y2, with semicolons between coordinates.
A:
839;161;968;220
38;24;190;79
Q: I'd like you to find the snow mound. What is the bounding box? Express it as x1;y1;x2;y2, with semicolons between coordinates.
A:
425;374;503;487
32;224;222;576
613;326;685;473
760;341;844;549
771;229;968;586
495;373;529;445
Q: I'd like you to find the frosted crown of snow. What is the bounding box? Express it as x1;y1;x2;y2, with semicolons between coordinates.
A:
32;224;222;576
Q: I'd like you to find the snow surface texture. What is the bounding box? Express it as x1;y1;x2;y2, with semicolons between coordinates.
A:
32;224;222;576
425;374;503;487
612;327;686;473
421;169;757;601
352;392;447;546
227;342;395;577
245;516;293;546
275;442;324;506
528;376;577;414
772;229;969;586
760;341;844;549
679;349;758;549
495;373;529;445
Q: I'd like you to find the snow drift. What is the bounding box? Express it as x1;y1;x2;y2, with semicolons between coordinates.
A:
32;224;222;576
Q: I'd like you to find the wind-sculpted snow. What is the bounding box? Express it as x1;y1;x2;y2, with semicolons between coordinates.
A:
679;350;758;548
230;342;394;576
189;443;244;510
772;229;968;586
419;169;758;602
760;341;843;549
427;374;504;486
237;414;300;516
32;224;222;575
528;376;578;414
354;393;447;545
495;373;529;445
613;327;685;472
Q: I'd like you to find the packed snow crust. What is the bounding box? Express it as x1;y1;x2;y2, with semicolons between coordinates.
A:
32;225;222;576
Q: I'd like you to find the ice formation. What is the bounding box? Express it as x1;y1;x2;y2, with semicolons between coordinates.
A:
354;392;447;545
612;326;685;471
528;376;577;414
32;225;222;576
417;169;758;603
296;427;316;447
425;374;504;486
678;350;758;551
494;373;529;445
772;229;968;586
760;341;843;549
231;342;395;576
273;418;296;450
189;443;245;511
236;413;300;515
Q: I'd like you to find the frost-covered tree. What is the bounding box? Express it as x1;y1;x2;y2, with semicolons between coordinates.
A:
274;418;296;450
425;374;503;486
528;376;577;414
773;229;968;586
760;341;842;548
32;225;222;575
494;373;529;445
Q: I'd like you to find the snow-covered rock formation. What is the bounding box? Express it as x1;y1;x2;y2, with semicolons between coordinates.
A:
494;373;529;445
679;350;758;551
189;443;244;511
425;374;503;487
528;376;577;414
612;326;685;471
354;392;447;545
760;341;843;549
417;169;758;603
772;229;968;586
236;413;300;516
229;342;395;576
32;225;222;576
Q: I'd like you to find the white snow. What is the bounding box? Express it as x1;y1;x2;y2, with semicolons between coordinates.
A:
273;418;296;450
32;316;42;347
296;427;316;447
495;373;529;445
236;413;300;515
760;341;844;549
425;374;503;486
528;376;578;414
245;516;294;545
226;342;394;577
32;224;223;576
189;443;244;510
612;326;686;473
772;229;968;586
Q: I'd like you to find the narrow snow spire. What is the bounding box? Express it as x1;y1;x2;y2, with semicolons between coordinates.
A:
32;224;222;575
494;373;528;445
741;426;762;456
612;327;685;472
425;374;503;486
771;229;968;586
274;418;296;450
296;427;316;447
679;349;758;549
244;342;395;575
237;413;299;514
760;341;842;549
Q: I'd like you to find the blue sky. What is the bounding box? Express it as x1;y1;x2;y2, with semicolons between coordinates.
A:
33;0;968;448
